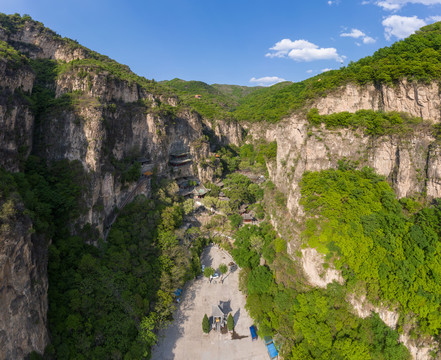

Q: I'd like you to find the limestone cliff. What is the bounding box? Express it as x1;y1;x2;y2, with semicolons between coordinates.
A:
245;85;441;359
249;112;439;223
0;198;48;360
0;19;88;62
34;95;212;235
314;80;441;122
2;14;441;360
0;57;34;172
0;18;215;359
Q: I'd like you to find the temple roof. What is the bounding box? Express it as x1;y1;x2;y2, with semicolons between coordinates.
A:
212;304;225;318
193;185;210;196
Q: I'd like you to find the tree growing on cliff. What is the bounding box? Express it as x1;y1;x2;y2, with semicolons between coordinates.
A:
229;213;243;229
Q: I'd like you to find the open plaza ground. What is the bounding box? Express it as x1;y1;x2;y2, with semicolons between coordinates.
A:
151;245;269;360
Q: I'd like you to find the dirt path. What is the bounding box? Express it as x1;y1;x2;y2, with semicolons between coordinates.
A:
151;245;268;360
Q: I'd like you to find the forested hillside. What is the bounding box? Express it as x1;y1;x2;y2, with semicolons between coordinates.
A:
232;22;441;123
300;166;441;337
166;22;441;123
2;12;441;360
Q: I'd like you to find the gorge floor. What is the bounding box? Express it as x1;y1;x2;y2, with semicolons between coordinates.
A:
151;245;268;360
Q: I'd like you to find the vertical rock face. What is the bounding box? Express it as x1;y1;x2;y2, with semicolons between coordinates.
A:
427;144;441;198
0;19;215;358
314;80;441;122
204;118;244;147
0;201;48;360
33;69;213;235
244;86;441;360
300;248;344;288
0;22;88;62
249;115;438;221
0;59;34;172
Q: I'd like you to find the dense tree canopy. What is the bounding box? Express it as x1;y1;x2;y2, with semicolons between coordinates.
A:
231;221;409;359
300;167;441;336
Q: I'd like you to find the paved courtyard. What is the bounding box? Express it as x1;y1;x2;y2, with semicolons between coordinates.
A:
151;245;269;360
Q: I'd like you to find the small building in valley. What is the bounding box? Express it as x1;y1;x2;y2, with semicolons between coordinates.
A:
242;213;254;224
211;304;227;332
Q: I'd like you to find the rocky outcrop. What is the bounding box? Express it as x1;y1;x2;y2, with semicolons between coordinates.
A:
246;87;441;359
0;19;216;358
348;294;436;359
0;21;88;62
300;248;344;288
427;143;441;198
348;294;399;328
204;118;243;147
54;69;166;104
314;80;441;122
34;93;212;235
248;116;437;220
0;59;34;172
0;199;49;360
399;333;435;360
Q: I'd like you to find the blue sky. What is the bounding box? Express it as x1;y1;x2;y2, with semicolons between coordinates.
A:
2;0;441;86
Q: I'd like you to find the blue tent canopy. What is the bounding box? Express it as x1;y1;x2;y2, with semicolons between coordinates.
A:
267;342;278;359
249;325;257;340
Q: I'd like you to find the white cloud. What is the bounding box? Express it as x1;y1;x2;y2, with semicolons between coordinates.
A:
321;68;333;72
266;39;344;62
427;15;441;21
375;0;441;10
306;69;314;73
341;28;366;38
363;35;376;43
382;15;426;40
249;76;286;86
340;28;377;44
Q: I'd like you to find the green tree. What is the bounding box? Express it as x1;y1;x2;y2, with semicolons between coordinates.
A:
140;313;158;351
247;266;273;294
123;161;141;183
229;213;243;229
227;313;234;331
250;235;264;253
204;266;215;279
219;263;228;275
219;263;228;282
202;314;210;333
183;198;194;215
204;182;221;197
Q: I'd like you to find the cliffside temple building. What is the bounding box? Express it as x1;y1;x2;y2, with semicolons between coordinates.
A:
192;185;209;199
170;151;192;167
137;157;154;173
169;150;194;178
